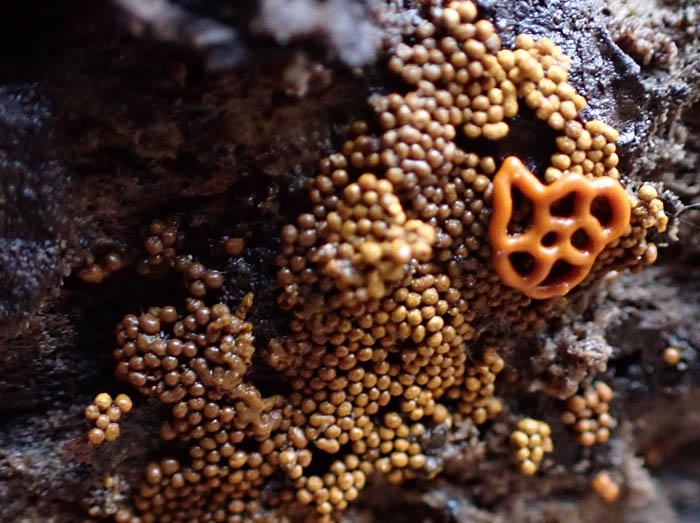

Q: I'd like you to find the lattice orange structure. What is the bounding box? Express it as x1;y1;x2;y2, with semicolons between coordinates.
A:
489;156;631;299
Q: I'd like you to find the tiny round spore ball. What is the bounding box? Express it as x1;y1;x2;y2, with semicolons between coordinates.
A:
663;346;681;366
224;237;245;256
115;393;133;413
89;428;105;445
94;393;113;411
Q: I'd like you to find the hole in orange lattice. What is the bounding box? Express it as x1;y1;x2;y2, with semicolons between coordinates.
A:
550;192;577;217
509;252;536;276
506;186;533;235
591;195;613;226
540;260;575;287
541;231;558;246
570;228;591;250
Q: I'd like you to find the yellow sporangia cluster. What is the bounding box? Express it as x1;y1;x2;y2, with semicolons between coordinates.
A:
560;381;615;446
510;418;553;475
99;2;670;521
85;392;132;445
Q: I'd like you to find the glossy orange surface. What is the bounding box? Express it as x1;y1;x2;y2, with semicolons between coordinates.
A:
489;156;631;299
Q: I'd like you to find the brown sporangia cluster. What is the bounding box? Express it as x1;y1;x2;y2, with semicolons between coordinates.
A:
635;185;668;239
266;0;662;517
560;381;615;446
94;1;672;521
510;418;553;475
136;219;224;298
136;219;180;279
586;183;667;281
85;393;133;445
112;294;296;522
79;252;124;284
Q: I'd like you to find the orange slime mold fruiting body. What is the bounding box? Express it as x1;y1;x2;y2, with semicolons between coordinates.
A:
489;156;631;299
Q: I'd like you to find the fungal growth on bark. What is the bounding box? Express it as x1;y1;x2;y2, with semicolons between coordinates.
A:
77;2;680;522
1;0;699;519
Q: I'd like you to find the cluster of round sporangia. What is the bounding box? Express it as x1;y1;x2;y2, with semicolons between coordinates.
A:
113;304;180;395
510;418;553;475
136;219;223;297
582;183;667;285
387;0;515;141
560;381;615;446
635;184;668;232
546;119;620;183
375;1;665;304
136;219;180;279
380;0;625;191
293;455;366;517
379;0;670;292
173;256;224;298
78;252;123;284
85;392;132;445
112;293;300;522
275;0;665;372
446;347;504;424
113;294;279;433
266;338;506;519
284;412;436;521
125;457;285;523
603;184;668;271
316;170;435;301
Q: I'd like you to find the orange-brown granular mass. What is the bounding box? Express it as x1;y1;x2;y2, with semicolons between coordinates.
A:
265;0;664;517
136;219;180;279
102;2;669;521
